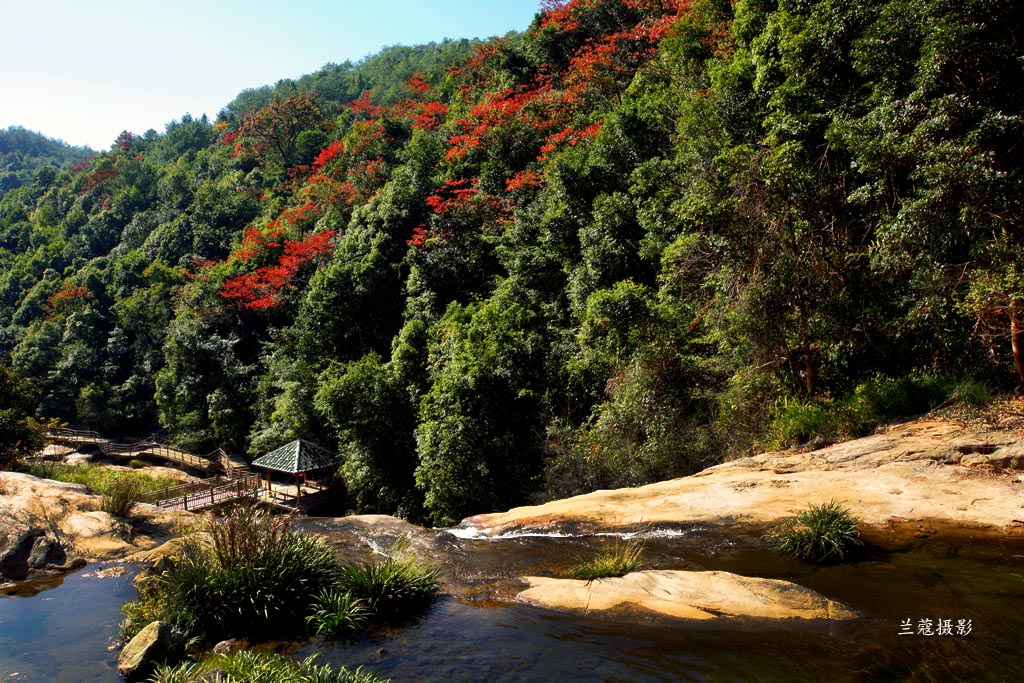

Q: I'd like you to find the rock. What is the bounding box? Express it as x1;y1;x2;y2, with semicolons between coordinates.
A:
1;528;44;581
0;471;197;582
518;570;859;624
211;638;246;655
64;451;95;466
117;620;182;681
28;534;67;569
466;418;1024;535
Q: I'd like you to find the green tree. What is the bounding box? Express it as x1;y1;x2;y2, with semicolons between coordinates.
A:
0;364;41;468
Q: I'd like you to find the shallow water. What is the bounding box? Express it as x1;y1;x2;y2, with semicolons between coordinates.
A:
296;520;1024;683
2;522;1022;682
0;566;137;682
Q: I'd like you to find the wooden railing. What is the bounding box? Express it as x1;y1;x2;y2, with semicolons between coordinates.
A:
44;426;107;443
149;473;262;511
44;427;219;473
98;441;217;471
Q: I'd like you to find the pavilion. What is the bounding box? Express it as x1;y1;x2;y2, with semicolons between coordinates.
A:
250;439;337;503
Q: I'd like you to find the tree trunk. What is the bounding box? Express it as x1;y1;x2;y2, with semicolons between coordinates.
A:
796;296;815;395
1011;304;1024;391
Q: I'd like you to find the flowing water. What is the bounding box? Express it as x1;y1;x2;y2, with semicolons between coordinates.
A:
296;519;1024;683
2;521;1023;682
0;566;138;682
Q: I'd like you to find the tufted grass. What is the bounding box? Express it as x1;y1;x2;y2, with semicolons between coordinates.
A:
570;537;644;581
150;651;387;683
306;587;370;636
764;500;863;563
334;546;440;623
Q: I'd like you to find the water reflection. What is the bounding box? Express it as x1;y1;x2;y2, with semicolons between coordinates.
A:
296;518;1024;683
0;566;136;683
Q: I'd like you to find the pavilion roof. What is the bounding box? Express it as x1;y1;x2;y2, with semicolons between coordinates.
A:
251;439;336;475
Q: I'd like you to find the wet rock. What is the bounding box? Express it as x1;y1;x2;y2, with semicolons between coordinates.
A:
212;638;247;655
28;534;67;569
118;620;183;681
518;570;859;624
1;528;44;581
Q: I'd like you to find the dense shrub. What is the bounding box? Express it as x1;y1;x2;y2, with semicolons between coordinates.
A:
335;549;440;622
123;504;337;642
759;375;994;451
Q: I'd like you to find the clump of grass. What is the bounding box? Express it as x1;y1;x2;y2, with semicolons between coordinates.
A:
121;503;337;643
151;651;387;683
570;537;644;581
764;501;863;563
306;588;370;636
100;473;145;518
335;542;440;622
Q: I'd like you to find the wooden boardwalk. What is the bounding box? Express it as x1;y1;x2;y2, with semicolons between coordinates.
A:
43;426;263;512
143;473;263;512
44;427;221;474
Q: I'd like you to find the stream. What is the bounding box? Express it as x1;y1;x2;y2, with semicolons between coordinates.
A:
2;518;1023;682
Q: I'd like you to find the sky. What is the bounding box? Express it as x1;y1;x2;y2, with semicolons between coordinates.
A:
0;0;543;150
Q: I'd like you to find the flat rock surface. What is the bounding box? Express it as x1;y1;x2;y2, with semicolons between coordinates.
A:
0;471;195;569
518;570;859;622
466;418;1024;535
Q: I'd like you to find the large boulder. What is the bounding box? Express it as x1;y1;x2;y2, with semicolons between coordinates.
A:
0;471;197;583
0;527;77;581
117;620;183;681
518;570;859;624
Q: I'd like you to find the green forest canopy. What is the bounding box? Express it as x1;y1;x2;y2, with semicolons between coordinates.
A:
0;0;1020;525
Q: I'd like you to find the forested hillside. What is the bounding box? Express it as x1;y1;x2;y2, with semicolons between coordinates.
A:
1;0;1021;525
0;127;93;196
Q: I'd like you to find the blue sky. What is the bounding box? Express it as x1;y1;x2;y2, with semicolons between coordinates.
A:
0;0;542;150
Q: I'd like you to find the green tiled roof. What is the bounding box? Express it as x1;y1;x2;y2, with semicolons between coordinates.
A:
251;439;337;474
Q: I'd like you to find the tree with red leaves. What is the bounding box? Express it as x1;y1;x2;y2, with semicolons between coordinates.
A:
237;93;330;168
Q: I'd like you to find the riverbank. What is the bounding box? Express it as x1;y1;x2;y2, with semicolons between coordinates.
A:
463;416;1024;538
0;471;193;584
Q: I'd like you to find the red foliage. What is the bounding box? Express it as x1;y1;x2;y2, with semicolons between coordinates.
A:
69;158;93;174
46;283;93;316
114;131;135;151
406;224;430;247
281;201;318;226
407;75;432;94
349;91;387;118
220;229;336;310
506;169;545;191
538;0;592;30
232;222;285;262
407;101;450;131
80;166;118;194
425;178;478;215
444;82;560;162
539;121;603;160
420;177;511;241
312;140;345;169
